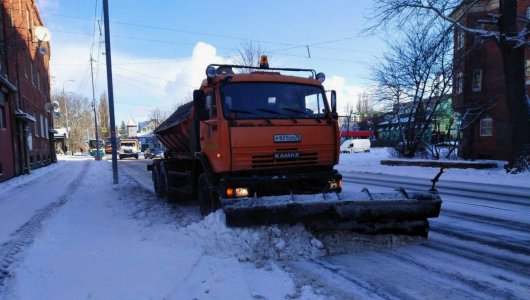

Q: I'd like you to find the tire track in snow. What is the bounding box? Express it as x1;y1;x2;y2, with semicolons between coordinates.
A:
441;209;530;233
385;251;521;299
0;160;90;288
430;224;530;255
288;259;403;300
424;239;530;278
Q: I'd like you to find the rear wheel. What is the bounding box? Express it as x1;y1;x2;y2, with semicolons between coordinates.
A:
153;165;166;198
197;173;220;216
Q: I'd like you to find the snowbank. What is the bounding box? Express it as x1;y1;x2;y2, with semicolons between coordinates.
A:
337;147;529;187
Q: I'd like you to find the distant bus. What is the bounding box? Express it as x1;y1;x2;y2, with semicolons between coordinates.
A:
88;139;105;157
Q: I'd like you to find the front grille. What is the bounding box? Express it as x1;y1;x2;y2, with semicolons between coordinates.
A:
252;148;318;169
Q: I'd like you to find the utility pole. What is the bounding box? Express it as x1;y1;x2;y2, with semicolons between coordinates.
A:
103;0;118;184
90;55;101;160
62;79;74;154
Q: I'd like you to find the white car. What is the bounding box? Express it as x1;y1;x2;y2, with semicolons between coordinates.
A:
340;139;371;153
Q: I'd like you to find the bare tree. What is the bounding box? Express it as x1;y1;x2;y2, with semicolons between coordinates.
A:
367;0;529;171
149;108;167;129
98;93;110;139
233;40;271;71
372;22;454;158
52;92;93;152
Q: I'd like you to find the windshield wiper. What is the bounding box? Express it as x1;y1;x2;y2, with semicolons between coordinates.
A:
281;107;305;114
229;108;258;115
256;107;282;115
257;107;297;123
230;108;272;125
281;107;321;123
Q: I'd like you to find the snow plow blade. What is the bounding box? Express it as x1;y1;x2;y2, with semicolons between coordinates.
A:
222;190;442;237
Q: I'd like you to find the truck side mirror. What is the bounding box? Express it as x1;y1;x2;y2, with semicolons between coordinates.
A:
193;89;204;105
193;89;208;121
330;90;337;114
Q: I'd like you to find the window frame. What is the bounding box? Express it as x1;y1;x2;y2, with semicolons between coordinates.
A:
472;69;482;92
34;113;38;137
479;116;493;137
455;72;464;95
0;93;5;129
457;29;465;50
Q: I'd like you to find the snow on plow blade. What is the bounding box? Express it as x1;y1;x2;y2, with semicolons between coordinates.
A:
222;190;442;237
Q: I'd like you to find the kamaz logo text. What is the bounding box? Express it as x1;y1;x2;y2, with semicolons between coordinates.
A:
274;152;300;160
273;134;302;143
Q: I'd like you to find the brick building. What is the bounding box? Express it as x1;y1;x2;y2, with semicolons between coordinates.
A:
0;0;53;182
452;0;530;160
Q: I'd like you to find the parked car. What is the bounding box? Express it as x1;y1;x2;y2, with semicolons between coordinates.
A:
435;141;459;148
105;143;112;154
340;139;371;153
144;148;164;159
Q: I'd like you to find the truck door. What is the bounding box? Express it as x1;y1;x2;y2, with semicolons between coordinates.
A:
199;89;221;161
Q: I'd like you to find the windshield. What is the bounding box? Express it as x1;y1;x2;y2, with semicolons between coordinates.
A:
88;140;104;148
220;83;329;120
121;142;136;147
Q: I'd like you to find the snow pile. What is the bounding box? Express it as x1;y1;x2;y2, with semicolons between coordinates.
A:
338;147;530;186
111;171;423;263
181;212;326;261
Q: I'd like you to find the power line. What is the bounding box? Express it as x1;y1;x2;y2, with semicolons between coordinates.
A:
43;13;362;53
50;29;365;64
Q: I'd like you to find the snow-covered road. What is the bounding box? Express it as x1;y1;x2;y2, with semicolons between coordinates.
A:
0;155;529;299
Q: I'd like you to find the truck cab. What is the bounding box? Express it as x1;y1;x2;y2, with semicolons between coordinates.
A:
151;58;342;213
119;139;140;160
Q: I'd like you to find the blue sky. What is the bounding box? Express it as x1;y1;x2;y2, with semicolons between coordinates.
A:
37;0;388;125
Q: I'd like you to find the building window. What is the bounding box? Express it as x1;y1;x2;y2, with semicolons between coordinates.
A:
480;116;493;137
45;117;49;139
30;62;34;85
455;72;464;94
0;93;5;129
23;54;28;78
472;69;482;92
40;114;44;137
457;29;465;50
34;113;38;137
37;70;41;91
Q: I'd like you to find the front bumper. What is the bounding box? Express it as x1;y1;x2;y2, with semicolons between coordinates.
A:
218;169;342;198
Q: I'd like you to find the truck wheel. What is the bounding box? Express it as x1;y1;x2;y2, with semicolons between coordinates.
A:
135;154;139;160
197;173;220;216
153;165;166;198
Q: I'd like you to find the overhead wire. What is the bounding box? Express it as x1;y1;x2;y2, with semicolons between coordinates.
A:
44;13;366;55
50;29;366;64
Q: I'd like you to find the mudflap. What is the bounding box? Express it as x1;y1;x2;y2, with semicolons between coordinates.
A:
221;190;442;237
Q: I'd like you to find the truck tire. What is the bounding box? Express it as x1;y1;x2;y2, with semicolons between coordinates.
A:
197;173;220;216
153;165;166;198
135;154;139;159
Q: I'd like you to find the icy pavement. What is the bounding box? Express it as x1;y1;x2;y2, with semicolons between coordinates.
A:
0;153;528;299
0;157;413;299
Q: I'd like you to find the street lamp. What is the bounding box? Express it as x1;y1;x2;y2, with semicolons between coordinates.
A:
62;79;75;154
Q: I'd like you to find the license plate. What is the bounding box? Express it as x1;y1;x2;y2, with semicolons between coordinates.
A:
274;152;300;160
273;134;302;143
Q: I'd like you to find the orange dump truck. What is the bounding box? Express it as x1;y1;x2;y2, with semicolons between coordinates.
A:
148;58;441;236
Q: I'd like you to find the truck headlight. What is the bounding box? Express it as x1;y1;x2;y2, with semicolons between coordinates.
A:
235;188;249;198
226;187;249;198
329;179;341;190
